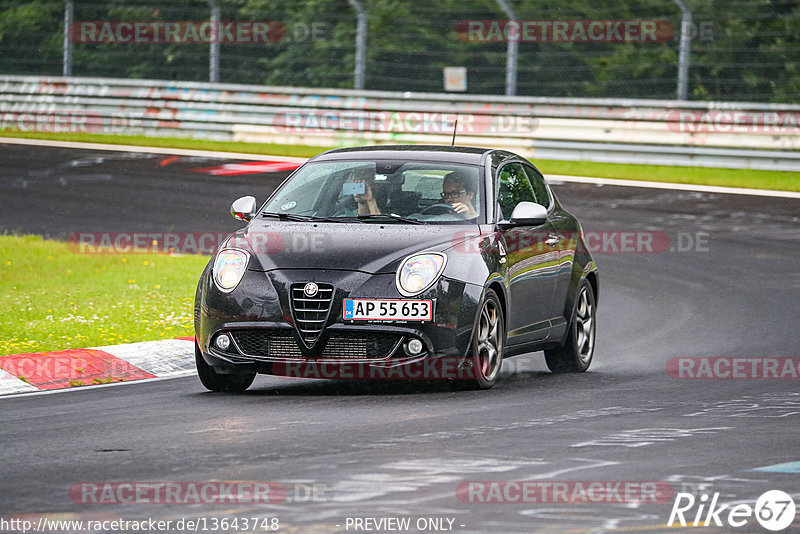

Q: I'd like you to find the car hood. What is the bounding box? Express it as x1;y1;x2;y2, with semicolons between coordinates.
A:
223;221;482;274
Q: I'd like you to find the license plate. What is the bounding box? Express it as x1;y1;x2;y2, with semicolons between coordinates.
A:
343;299;433;321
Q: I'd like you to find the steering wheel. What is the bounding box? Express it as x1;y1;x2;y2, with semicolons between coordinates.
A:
420;203;458;215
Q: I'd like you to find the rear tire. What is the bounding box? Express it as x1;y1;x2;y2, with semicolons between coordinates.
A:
452;289;505;390
545;280;596;373
195;342;256;392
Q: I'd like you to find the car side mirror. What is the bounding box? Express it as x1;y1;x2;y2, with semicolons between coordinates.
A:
230;196;257;222
497;201;548;228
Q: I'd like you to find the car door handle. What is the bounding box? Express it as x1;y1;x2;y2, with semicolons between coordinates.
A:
545;235;560;247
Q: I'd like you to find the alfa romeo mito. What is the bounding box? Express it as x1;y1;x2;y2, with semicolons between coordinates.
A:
194;145;598;391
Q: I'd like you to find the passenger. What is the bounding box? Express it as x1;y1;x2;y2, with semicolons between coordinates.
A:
341;168;383;216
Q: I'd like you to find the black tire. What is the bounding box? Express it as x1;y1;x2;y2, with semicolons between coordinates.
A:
195;343;256;392
452;289;505;390
545;280;596;373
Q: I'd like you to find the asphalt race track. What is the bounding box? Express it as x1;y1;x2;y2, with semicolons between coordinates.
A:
2;143;800;533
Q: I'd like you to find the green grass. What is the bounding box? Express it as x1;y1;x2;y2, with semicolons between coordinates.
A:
0;235;209;356
532;159;800;192
2;129;799;191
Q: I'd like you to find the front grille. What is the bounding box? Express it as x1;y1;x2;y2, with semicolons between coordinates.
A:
234;331;302;358
231;330;402;361
290;284;334;346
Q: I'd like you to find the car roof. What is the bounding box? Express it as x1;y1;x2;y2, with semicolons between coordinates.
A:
310;145;498;165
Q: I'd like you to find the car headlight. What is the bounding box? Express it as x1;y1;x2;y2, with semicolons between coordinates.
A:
213;249;250;293
396;252;447;296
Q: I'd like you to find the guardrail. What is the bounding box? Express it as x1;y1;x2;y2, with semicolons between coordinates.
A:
2;75;799;171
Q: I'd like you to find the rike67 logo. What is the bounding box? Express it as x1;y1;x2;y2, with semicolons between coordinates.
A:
668;490;796;531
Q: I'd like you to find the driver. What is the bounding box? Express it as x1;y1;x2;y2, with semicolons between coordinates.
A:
442;171;478;218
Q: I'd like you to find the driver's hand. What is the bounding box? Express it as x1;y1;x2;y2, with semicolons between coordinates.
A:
451;201;477;217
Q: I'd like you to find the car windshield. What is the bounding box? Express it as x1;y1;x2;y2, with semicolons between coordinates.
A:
262;160;484;224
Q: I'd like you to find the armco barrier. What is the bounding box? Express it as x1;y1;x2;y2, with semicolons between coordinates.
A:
1;75;799;171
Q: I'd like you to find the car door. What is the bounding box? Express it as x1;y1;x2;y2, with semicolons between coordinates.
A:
496;161;559;343
521;163;575;324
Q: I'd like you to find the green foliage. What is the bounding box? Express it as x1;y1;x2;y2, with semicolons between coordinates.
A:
497;164;536;217
0;0;798;101
0;0;62;74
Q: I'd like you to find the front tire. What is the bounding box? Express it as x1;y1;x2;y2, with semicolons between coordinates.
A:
454;289;505;390
195;342;256;392
545;280;596;373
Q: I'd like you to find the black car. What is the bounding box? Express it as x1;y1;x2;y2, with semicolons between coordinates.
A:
194;145;598;391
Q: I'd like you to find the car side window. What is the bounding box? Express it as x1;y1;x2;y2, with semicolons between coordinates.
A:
522;164;551;209
497;162;536;219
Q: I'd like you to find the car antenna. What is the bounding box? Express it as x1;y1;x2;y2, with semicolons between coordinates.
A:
451;118;458;147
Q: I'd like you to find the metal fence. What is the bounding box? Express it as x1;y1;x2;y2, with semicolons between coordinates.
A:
1;0;798;102
3;75;799;170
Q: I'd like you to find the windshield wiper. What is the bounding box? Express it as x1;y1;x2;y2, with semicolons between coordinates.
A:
261;212;424;224
356;213;426;225
261;212;344;223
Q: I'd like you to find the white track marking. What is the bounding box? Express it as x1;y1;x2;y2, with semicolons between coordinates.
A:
0;338;196;398
96;339;195;377
0;137;305;162
547;174;800;199
0;371;195;400
2;137;799;198
0;368;38;395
